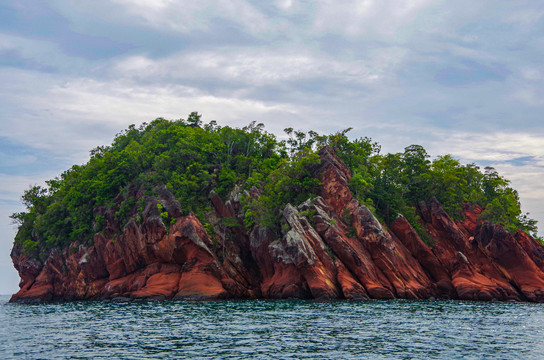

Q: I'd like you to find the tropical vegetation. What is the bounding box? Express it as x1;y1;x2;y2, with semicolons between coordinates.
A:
11;113;539;256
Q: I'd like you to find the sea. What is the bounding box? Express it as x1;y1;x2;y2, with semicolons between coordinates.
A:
1;295;543;359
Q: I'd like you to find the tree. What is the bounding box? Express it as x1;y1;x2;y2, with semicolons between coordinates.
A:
11;115;538;256
187;111;202;127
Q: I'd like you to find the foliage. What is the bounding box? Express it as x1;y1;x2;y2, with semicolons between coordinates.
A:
220;217;240;228
242;148;321;234
313;129;538;238
11;114;538;257
300;208;316;227
156;202;175;232
12;114;285;253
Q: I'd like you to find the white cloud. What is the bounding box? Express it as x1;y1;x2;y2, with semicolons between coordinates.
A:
512;88;544;107
432;131;544;163
0;173;61;205
520;68;542;81
311;0;439;39
110;0;272;35
46;77;303;126
113;47;407;86
0;65;310;163
275;0;295;11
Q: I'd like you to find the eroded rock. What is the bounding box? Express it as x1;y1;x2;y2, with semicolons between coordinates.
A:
11;150;544;303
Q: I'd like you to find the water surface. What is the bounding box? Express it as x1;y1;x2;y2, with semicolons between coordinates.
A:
2;296;543;359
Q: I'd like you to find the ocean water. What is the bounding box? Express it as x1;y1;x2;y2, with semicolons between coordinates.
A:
1;295;544;359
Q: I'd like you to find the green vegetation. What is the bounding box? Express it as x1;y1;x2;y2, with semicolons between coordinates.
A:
10;113;539;257
157;202;176;233
354;144;539;236
300;208;316;227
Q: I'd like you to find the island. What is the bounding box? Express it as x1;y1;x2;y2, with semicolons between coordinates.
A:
10;114;544;303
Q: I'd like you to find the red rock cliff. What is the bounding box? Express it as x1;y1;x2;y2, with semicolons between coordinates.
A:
10;147;544;303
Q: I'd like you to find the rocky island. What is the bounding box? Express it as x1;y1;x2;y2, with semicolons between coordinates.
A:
10;115;544;303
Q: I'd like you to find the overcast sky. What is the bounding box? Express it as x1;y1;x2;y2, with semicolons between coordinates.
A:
1;0;543;295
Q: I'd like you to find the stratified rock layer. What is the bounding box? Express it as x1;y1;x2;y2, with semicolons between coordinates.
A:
11;147;544;303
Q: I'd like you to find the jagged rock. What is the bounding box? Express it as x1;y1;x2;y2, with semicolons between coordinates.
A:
457;203;483;235
334;259;369;300
418;198;521;301
313;146;352;214
248;204;339;299
391;215;455;298
10;149;544;303
516;230;544;271
475;223;544;302
308;197;394;299
10;244;43;294
350;202;435;299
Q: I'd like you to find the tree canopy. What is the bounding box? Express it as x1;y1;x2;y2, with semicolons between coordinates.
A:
11;114;539;257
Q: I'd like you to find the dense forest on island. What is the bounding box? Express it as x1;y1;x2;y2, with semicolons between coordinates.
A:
11;112;540;260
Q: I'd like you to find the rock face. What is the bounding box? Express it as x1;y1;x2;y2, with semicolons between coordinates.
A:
10;146;544;303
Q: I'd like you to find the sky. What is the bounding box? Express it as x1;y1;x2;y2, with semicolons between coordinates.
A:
1;0;543;295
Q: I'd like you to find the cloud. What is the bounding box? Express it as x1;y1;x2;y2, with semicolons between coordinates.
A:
512;87;544;107
0;33;88;72
520;68;542;81
0;67;310;164
275;0;295;11
110;0;273;35
430;131;544;164
504;8;544;27
47;77;303;123
310;0;438;38
112;47;407;87
0;173;62;204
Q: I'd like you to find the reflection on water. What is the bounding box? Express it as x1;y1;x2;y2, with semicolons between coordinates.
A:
1;296;543;359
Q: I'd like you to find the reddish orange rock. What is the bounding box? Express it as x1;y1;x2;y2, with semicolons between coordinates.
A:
515;231;544;271
391;215;455;298
457;203;483;235
476;224;544;302
10;149;544;303
350;203;435;299
335;259;369;300
418;198;521;301
250;204;339;299
175;269;227;300
131;264;182;299
311;198;395;299
314;146;353;214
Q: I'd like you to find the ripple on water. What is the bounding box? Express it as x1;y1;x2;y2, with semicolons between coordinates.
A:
1;296;544;359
